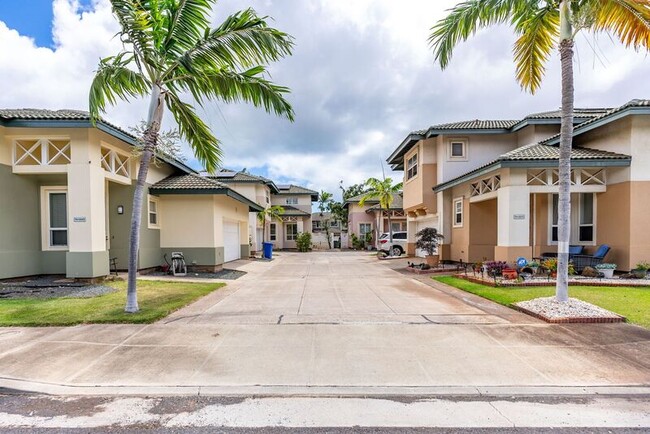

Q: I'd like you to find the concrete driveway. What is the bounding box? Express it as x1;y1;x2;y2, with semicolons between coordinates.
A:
1;251;649;396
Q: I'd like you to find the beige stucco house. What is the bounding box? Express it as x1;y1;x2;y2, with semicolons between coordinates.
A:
0;109;261;280
269;184;318;249
387;99;650;270
209;169;279;253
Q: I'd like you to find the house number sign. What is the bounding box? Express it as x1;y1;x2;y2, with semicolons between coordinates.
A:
73;216;87;223
513;214;526;220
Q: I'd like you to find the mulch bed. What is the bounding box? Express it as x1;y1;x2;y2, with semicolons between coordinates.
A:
148;269;246;280
456;273;650;288
0;275;117;300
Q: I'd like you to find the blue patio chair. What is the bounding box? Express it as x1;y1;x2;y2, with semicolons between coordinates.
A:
572;244;611;273
541;245;585;259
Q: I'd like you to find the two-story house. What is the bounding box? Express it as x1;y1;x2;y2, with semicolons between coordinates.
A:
0;109;261;280
270;184;318;249
344;193;406;248
210;169;279;253
387;99;650;271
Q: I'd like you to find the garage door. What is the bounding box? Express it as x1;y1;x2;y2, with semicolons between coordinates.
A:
223;221;240;263
415;217;439;258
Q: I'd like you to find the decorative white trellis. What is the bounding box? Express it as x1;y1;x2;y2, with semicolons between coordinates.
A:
100;146;130;178
282;216;299;222
13;139;71;167
470;175;501;197
527;168;605;186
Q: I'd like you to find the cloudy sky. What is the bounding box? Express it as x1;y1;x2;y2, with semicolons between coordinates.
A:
0;0;647;200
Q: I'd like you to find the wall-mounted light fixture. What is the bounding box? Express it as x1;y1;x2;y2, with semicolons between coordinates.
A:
117;205;124;215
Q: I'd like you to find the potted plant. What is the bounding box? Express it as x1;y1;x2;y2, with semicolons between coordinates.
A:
632;261;649;279
415;228;444;267
528;260;540;274
595;263;617;279
541;257;558;278
484;261;507;277
364;232;373;250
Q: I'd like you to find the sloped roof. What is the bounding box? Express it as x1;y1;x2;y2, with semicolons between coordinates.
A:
366;193;404;211
541;99;650;146
276;184;318;201
346;192;403;210
150;174;229;190
388;106;610;168
281;205;311;216
433;144;631;193
0;108;195;174
209;169;279;193
149;174;263;211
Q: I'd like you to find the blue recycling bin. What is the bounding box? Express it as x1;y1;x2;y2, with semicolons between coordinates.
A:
262;242;273;259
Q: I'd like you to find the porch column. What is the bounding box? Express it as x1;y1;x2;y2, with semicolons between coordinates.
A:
66;139;109;279
495;169;532;262
437;190;452;260
297;219;304;234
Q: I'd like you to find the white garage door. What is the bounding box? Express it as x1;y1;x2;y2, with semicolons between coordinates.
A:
415;217;439;258
223;221;240;263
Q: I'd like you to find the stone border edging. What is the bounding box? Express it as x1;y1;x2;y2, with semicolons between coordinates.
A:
511;304;626;324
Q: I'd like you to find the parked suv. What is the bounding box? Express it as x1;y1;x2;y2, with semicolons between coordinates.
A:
377;231;407;256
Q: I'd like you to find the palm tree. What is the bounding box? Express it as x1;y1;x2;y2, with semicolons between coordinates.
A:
429;0;650;301
317;190;334;248
359;177;403;256
90;1;295;312
257;205;285;244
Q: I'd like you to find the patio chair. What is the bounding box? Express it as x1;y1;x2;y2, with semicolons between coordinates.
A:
540;245;585;260
571;244;611;273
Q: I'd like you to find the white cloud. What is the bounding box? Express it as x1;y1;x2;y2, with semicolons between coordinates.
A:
0;0;648;200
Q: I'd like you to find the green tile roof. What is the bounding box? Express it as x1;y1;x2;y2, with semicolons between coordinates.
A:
151;174;229;190
281;205;311;216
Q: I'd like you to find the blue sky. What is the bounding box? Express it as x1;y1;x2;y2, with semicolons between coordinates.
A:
0;0;91;47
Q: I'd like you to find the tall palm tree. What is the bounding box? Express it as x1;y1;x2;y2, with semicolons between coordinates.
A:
257;205;285;244
429;0;650;301
359;177;403;256
317;190;334;248
90;0;295;312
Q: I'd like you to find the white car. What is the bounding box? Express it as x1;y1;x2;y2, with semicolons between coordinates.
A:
377;231;407;256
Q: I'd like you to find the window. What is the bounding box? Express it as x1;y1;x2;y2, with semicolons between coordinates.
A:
148;196;160;229
406;153;418;180
359;223;372;235
453;198;463;227
449;139;467;160
285;197;298;205
550;193;595;244
265;192;270;204
41;187;68;250
270;223;277;241
330;220;339;228
312;221;321;231
391;221;407;232
392;232;407;240
286;223;298;241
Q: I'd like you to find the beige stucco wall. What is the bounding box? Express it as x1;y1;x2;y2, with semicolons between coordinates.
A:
449;185;470;263
468;199;497;262
160;195;216;248
213;195;250;246
402;138;437;214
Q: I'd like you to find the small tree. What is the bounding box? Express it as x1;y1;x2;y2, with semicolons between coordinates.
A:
296;232;312;252
317;190;334;248
415;228;444;259
257;205;285;243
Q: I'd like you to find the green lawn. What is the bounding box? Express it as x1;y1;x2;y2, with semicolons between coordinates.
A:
434;276;650;328
0;280;224;327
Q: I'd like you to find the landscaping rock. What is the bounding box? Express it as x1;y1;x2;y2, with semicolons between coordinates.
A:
581;266;601;278
514;296;624;323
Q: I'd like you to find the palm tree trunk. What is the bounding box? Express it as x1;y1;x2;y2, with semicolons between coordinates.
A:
556;2;574;302
125;85;165;313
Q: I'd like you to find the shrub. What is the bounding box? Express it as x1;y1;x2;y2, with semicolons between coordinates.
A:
415;228;444;256
484;261;507;276
635;261;650;271
296;232;312;252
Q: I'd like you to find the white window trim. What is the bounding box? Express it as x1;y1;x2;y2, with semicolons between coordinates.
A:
359;223;372;235
285;222;298;241
448;138;468;161
453;197;464;228
547;193;597;246
148;195;160;229
406;151;419;181
269;223;277;241
285;197;298;205
41;186;68;251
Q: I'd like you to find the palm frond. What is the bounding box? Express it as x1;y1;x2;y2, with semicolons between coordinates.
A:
163;0;214;56
359;177;402;209
89;53;150;122
513;7;559;93
593;0;650;50
169;7;294;76
172;66;294;121
429;0;532;68
109;0;158;73
164;92;222;173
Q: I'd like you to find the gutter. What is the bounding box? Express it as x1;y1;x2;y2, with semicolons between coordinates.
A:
148;187;263;212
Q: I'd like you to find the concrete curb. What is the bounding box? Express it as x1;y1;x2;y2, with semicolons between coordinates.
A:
2;377;650;397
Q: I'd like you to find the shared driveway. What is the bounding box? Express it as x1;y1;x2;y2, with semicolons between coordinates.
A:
1;251;649;395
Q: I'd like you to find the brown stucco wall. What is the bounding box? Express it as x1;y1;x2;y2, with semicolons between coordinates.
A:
597;182;631;270
468;199;497;262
